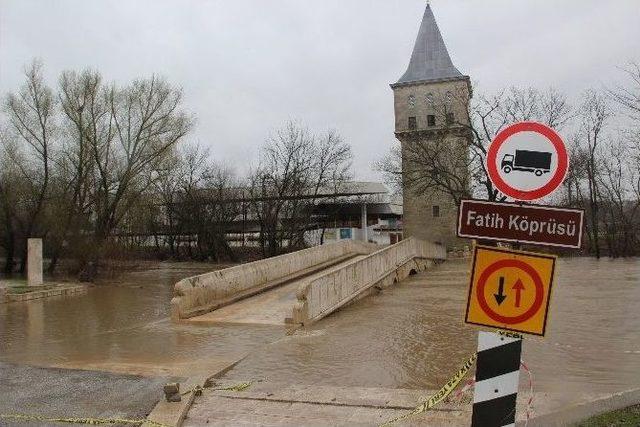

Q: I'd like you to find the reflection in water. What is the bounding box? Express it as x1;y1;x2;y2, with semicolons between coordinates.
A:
1;258;639;396
26;299;44;352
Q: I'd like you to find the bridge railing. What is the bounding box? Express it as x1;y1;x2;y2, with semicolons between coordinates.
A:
171;239;375;320
292;237;446;325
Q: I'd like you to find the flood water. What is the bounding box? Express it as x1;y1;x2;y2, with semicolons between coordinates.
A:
1;258;639;397
0;263;283;377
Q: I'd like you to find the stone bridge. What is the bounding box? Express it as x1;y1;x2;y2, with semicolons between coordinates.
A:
171;238;446;326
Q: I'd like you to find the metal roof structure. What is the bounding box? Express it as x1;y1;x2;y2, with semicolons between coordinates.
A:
168;181;394;205
394;3;465;86
319;181;388;197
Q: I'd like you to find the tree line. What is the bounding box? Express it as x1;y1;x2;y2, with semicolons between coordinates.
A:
377;62;640;258
0;61;352;280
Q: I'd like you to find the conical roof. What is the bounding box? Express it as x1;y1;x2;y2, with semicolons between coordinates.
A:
396;4;463;85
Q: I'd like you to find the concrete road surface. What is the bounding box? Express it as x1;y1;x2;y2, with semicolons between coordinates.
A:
0;362;173;427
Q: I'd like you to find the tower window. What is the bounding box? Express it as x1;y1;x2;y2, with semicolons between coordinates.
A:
426;93;434;105
432;205;440;218
408;116;417;130
427;115;436;127
446;112;454;125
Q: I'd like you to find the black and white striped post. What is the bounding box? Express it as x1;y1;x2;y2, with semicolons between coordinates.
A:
471;331;522;427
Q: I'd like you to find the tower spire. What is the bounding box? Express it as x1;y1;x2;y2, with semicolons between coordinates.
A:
396;3;463;84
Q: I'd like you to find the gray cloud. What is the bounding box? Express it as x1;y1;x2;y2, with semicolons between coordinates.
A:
1;0;638;179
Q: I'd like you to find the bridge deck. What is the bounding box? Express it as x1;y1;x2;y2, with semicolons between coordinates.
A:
186;256;366;325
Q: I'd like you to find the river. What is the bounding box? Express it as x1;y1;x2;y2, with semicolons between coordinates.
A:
1;257;639;397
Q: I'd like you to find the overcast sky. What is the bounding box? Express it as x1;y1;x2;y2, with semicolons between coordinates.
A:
1;0;639;180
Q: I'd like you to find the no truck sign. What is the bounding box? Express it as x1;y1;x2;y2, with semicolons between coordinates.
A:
487;121;568;201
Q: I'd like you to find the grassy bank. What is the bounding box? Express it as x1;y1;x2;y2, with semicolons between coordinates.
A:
574;404;640;426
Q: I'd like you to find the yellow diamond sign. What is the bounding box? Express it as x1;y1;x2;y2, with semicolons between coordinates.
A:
465;245;556;336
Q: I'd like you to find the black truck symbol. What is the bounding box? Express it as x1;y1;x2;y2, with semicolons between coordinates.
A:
501;150;552;176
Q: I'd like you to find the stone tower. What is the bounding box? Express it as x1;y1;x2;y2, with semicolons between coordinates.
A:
390;3;471;248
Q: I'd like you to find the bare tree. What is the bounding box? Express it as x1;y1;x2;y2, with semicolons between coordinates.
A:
574;89;611;258
46;69;103;272
74;75;193;278
608;61;640;124
598;139;638;257
149;148;185;257
170;143;212;259
376;86;572;204
0;60;199;278
610;62;640;250
152;143;243;262
375;144;403;195
194;164;241;262
561;139;588;207
4;60;57;272
249;121;352;256
0;131;24;272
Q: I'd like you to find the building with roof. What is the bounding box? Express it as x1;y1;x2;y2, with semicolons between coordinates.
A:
390;3;471;248
306;181;403;246
216;180;402;246
146;180;403;251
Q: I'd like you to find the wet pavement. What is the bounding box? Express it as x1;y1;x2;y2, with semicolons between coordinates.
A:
1;257;639;421
0;362;171;427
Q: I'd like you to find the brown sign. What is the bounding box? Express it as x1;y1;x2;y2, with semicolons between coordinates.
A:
457;199;584;249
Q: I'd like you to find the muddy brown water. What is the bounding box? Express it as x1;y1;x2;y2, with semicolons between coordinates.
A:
1;258;639;397
0;264;283;377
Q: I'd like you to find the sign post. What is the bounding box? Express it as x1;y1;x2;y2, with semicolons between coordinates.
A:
465;121;574;426
472;331;522;427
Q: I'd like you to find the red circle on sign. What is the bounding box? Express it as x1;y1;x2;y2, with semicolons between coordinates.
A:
487;121;568;201
476;259;544;325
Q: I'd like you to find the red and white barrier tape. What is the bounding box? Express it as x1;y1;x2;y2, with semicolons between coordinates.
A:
520;360;535;426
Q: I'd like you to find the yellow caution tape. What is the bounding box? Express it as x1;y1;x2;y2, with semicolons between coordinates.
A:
0;381;254;426
380;353;477;426
211;381;253;392
224;381;252;391
0;413;168;426
180;384;205;396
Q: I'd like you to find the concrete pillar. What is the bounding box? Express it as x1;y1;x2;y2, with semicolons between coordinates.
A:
27;238;43;286
361;203;368;243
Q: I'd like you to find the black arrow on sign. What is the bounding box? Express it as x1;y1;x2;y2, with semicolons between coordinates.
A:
494;276;507;305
